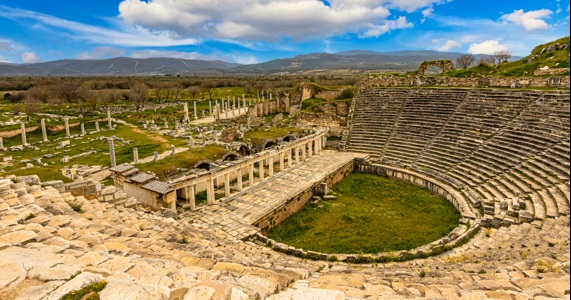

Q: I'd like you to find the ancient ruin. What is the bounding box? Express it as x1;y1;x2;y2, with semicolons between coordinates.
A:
0;74;569;299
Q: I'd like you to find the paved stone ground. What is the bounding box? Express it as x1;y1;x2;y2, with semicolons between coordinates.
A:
184;150;366;240
0;150;569;299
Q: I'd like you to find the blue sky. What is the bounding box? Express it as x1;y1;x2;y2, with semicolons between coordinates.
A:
0;0;569;64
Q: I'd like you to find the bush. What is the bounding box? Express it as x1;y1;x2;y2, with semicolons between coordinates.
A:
337;87;356;100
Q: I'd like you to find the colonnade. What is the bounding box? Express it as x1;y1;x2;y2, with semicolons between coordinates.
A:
170;131;328;211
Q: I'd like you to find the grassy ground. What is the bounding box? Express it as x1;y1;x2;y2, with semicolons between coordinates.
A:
0;124;177;182
242;127;298;144
137;145;227;179
301;97;352;112
268;173;461;254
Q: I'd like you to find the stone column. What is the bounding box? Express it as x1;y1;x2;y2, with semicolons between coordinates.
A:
268;157;274;177
193;102;198;120
183;102;190;122
171;145;176;156
259;160;265;181
237;169;243;192
95;121;100;132
133;147;139;165
213;130;218;142
107;110;112;129
207;177;215;205
81;123;86;135
64;117;70;138
295;147;300;164
0;137;4;150
188;185;196;211
41;119;48;142
224;174;231;197
189;137;194;149
154;151;159;161
20;122;27;145
109;139;116;167
249;164;255;187
288;149;293;167
308;141;313;157
209;101;212;115
301;144;307;161
279;153;285;172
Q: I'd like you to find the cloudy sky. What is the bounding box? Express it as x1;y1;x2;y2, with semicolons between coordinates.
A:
0;0;569;64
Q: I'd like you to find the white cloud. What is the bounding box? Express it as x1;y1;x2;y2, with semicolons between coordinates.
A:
129;50;214;60
77;47;127;60
21;52;42;63
0;40;14;51
117;0;411;41
389;0;447;13
0;5;199;47
438;39;461;51
421;6;434;23
468;40;509;55
500;9;553;31
361;16;414;38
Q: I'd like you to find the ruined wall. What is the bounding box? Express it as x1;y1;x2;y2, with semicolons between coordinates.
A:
361;75;570;88
254;158;355;234
295;102;349;136
417;60;455;77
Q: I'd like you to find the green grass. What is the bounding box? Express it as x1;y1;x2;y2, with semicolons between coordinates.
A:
443;36;570;78
242;127;299;144
268;173;461;254
60;281;107;300
138;145;227;179
301;98;351;112
1;124;176;182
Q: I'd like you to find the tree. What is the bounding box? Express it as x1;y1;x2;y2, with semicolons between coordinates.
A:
492;50;512;65
201;82;217;100
187;86;201;99
130;82;149;112
456;54;476;69
19;95;42;121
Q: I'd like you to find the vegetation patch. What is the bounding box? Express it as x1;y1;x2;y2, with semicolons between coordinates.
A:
60;281;107;300
268;173;461;254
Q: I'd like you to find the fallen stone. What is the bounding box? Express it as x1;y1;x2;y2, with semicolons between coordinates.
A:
99;280;170;300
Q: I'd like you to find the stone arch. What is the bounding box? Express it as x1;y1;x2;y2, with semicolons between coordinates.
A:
222;151;240;162
282;134;296;143
194;160;213;171
417;60;455;77
263;141;277;149
238;145;252;156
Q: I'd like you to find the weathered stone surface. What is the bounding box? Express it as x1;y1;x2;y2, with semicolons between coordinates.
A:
28;265;80;281
267;288;346;300
0;231;38;246
99;280;170;300
0;259;26;290
237;275;278;299
15;281;65;300
183;285;216;300
45;272;103;300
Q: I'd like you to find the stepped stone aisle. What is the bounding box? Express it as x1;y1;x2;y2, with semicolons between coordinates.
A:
185;150;365;241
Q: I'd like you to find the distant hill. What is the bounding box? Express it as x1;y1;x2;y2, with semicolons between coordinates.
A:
0;57;241;76
0;50;521;76
229;51;506;74
443;36;570;77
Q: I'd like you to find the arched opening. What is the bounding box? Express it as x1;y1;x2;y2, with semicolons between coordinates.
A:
264;141;276;149
238;145;251;156
194;161;212;171
222;152;240;162
282;135;295;143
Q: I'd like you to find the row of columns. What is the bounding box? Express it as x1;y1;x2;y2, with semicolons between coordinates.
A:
17;111;113;147
178;134;326;210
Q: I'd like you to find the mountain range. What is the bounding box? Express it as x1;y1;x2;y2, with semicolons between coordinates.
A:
0;50;507;76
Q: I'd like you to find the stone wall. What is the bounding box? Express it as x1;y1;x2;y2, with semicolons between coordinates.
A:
361;75;571;88
254;158;354;234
